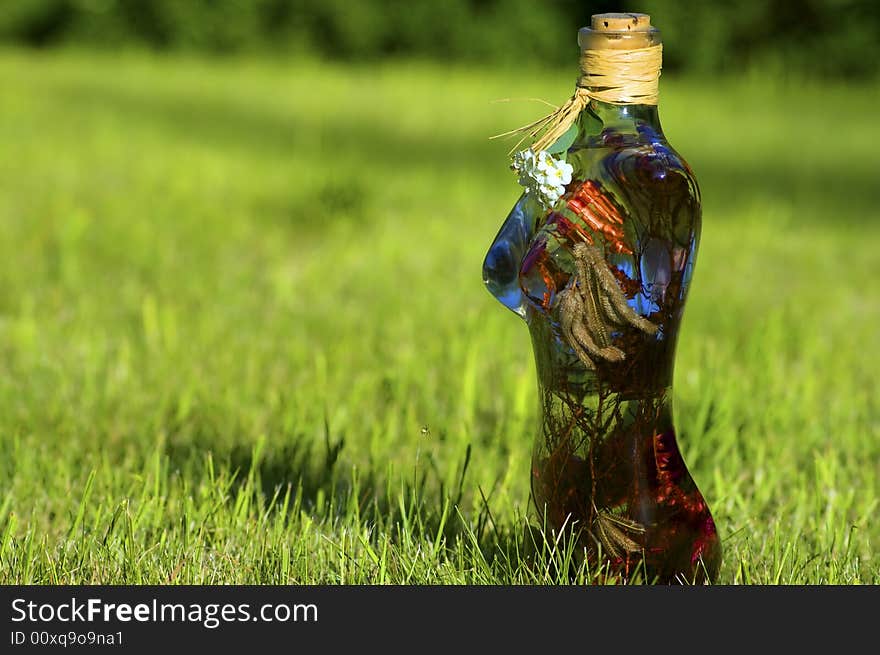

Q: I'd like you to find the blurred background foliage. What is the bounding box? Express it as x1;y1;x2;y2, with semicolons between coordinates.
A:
1;0;878;78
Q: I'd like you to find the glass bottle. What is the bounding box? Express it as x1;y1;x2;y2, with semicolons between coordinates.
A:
483;14;721;583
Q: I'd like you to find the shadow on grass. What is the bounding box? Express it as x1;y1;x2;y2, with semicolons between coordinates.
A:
50;77;495;171
160;418;654;583
47;74;880;225
158;404;543;577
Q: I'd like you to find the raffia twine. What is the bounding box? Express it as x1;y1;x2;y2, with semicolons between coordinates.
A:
492;44;662;154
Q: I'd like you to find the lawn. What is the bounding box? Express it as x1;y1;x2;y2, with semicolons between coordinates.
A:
0;49;877;583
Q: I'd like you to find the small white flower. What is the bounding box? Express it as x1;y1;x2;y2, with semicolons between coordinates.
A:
557;160;574;185
535;150;553;173
511;148;573;210
539;185;562;207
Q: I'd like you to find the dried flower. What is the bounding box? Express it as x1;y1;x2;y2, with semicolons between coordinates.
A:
512;148;573;209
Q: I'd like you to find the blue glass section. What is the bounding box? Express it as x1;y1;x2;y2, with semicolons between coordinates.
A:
482;194;535;318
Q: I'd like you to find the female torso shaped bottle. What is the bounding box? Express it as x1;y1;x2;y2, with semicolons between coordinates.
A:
483;14;721;583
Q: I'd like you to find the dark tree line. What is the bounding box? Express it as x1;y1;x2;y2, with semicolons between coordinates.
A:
2;0;878;77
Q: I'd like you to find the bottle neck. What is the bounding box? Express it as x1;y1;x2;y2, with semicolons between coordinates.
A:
577;99;664;144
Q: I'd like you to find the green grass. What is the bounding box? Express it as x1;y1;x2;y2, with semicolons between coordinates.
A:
0;49;877;584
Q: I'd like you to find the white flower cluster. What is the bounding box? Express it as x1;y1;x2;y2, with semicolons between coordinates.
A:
511;149;574;210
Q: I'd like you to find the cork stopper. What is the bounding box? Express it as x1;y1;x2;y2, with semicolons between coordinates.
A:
579;12;660;50
591;13;652;32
